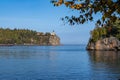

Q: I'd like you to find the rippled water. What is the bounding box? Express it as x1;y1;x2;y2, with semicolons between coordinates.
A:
0;45;120;80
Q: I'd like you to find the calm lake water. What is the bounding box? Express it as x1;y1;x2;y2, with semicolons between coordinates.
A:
0;45;120;80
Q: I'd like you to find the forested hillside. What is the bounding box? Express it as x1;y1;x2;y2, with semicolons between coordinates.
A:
0;28;40;44
0;28;60;45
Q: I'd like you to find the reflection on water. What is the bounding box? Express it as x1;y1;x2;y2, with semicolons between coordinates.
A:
0;45;90;80
88;51;120;80
88;51;120;65
0;46;57;60
0;45;120;80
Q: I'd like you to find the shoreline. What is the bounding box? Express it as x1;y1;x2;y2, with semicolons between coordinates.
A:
0;44;61;46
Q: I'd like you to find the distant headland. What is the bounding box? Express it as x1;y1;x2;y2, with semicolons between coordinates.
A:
0;28;60;46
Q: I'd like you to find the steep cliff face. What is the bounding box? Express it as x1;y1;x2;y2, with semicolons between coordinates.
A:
49;35;60;45
87;37;120;51
38;33;60;46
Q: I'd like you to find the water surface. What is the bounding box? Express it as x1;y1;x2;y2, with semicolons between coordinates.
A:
0;45;120;80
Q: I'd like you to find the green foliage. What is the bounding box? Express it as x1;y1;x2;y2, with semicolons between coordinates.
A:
91;29;99;42
91;19;120;42
112;19;120;40
0;28;41;44
51;0;120;25
91;26;107;42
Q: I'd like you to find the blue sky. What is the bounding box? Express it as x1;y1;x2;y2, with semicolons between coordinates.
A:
0;0;96;44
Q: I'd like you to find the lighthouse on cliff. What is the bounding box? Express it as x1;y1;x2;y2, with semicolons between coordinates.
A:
51;30;56;36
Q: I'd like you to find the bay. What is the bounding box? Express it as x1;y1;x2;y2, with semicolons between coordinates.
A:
0;45;120;80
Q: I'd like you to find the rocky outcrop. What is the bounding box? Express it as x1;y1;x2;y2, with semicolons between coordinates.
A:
38;33;60;46
87;37;120;51
48;35;60;45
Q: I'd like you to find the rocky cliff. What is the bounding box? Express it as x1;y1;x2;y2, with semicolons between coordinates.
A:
0;28;60;46
38;33;60;46
87;37;120;51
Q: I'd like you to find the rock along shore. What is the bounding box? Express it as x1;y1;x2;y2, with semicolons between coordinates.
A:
87;37;120;51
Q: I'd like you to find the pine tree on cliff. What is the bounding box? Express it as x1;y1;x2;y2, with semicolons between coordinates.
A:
90;19;120;42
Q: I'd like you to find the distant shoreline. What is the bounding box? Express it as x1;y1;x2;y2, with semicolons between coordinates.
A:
0;44;14;46
0;44;60;46
0;28;60;46
0;44;86;46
